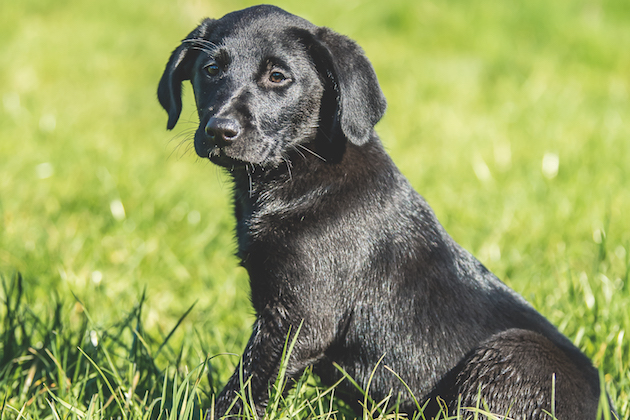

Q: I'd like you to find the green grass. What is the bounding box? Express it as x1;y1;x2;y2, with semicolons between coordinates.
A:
1;0;629;418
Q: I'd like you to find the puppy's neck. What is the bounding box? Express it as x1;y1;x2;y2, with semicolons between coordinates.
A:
229;136;395;254
228;137;376;216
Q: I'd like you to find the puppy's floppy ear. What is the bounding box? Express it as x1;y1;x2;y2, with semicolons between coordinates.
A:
309;27;387;145
157;19;215;130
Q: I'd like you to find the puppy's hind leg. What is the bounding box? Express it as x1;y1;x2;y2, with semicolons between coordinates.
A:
430;329;601;420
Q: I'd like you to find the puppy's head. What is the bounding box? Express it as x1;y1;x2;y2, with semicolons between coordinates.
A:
158;5;386;169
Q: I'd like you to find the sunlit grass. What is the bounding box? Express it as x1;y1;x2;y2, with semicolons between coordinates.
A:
1;0;629;418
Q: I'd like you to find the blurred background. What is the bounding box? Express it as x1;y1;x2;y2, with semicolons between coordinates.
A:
1;0;629;416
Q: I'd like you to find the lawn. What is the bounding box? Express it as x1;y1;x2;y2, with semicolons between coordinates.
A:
0;0;629;418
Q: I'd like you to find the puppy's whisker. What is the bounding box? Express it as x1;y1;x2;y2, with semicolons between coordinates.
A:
183;38;218;48
296;144;326;162
282;156;293;181
166;127;196;144
182;38;219;54
247;165;254;197
166;128;197;160
316;126;332;143
290;144;306;160
190;46;217;55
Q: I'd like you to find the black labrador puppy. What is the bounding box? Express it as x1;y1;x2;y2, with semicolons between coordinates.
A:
158;5;613;419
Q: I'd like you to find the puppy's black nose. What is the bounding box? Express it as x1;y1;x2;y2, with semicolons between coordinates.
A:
205;118;241;146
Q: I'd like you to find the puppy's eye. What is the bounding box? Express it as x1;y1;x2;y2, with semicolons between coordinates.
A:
269;71;287;84
205;63;220;76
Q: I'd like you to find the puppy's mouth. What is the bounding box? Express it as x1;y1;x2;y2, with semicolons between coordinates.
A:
194;136;253;170
207;146;248;169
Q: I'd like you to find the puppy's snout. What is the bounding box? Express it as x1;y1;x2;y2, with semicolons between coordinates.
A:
205;118;241;146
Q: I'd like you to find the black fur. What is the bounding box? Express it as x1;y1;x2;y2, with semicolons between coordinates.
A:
158;5;614;419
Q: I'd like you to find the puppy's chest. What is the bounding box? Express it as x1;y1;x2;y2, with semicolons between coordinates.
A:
236;209;319;309
233;178;354;270
238;209;309;251
234;199;307;260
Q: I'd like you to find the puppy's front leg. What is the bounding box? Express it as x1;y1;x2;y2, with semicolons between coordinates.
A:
211;307;311;419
